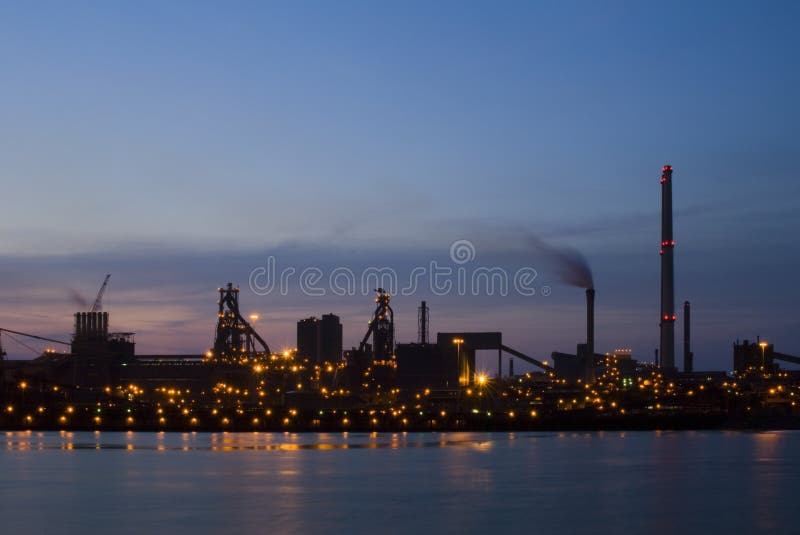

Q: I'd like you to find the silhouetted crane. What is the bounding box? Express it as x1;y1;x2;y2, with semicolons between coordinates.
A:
90;274;111;313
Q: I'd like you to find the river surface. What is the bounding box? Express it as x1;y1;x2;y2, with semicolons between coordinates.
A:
1;430;797;534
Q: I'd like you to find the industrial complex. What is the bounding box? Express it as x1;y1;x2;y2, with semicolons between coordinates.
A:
2;165;799;431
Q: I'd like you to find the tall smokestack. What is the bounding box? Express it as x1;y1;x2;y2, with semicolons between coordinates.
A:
683;301;692;372
659;165;676;369
418;301;429;344
586;288;595;357
585;288;595;382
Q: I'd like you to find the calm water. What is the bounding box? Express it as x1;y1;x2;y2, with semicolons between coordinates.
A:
1;430;798;534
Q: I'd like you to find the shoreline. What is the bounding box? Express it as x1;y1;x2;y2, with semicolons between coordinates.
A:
3;414;799;433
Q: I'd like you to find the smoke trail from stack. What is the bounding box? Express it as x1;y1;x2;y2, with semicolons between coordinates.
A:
527;233;596;381
526;235;594;289
67;288;89;310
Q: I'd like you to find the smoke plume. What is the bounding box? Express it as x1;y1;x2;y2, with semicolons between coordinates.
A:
67;288;88;310
527;235;594;289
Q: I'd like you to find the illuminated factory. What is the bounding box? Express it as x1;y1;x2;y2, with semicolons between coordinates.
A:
2;165;800;430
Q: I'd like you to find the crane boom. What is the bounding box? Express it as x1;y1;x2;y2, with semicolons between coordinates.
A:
91;274;111;313
0;328;70;346
0;327;70;361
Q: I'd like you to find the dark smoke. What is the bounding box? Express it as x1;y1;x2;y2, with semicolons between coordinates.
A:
67;288;88;310
527;235;594;289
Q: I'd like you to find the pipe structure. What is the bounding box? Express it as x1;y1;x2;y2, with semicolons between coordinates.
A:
586;288;595;357
683;301;692;372
418;301;429;344
659;165;676;369
585;288;596;382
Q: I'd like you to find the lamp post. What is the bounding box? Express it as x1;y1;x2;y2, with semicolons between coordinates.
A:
759;341;768;373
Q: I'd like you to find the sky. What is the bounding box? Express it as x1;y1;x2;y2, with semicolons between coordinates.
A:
1;1;798;372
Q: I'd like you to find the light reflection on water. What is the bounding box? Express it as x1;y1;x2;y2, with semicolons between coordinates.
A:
3;430;497;451
1;430;798;534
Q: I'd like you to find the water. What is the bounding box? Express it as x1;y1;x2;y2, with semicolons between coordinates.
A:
1;430;797;534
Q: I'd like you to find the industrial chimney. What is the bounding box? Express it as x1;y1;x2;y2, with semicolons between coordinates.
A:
659;165;676;369
683;301;692;372
418;301;429;344
74;312;82;339
586;288;595;357
585;288;595;381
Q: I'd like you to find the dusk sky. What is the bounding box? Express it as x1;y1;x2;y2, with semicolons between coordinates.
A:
1;1;798;371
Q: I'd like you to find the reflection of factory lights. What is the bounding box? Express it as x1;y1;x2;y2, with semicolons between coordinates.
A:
453;339;468;386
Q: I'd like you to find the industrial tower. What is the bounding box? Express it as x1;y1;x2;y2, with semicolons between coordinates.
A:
418;301;429;344
684;301;693;372
213;283;271;359
659;165;676;369
358;288;394;361
585;288;595;382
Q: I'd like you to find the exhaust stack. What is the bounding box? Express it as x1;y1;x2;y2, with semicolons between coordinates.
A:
683;301;692;372
585;288;595;381
586;288;595;357
659;165;676;369
418;301;429;344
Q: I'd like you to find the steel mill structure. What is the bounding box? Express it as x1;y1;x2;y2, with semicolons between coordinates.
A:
358;288;394;362
4;162;800;432
213;283;271;359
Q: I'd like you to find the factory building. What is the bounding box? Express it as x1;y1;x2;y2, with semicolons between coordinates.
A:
396;329;550;391
733;339;800;375
319;314;343;362
395;343;459;389
296;314;342;364
297;317;319;362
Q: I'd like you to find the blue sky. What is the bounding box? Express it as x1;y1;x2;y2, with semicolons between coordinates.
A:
1;1;798;371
